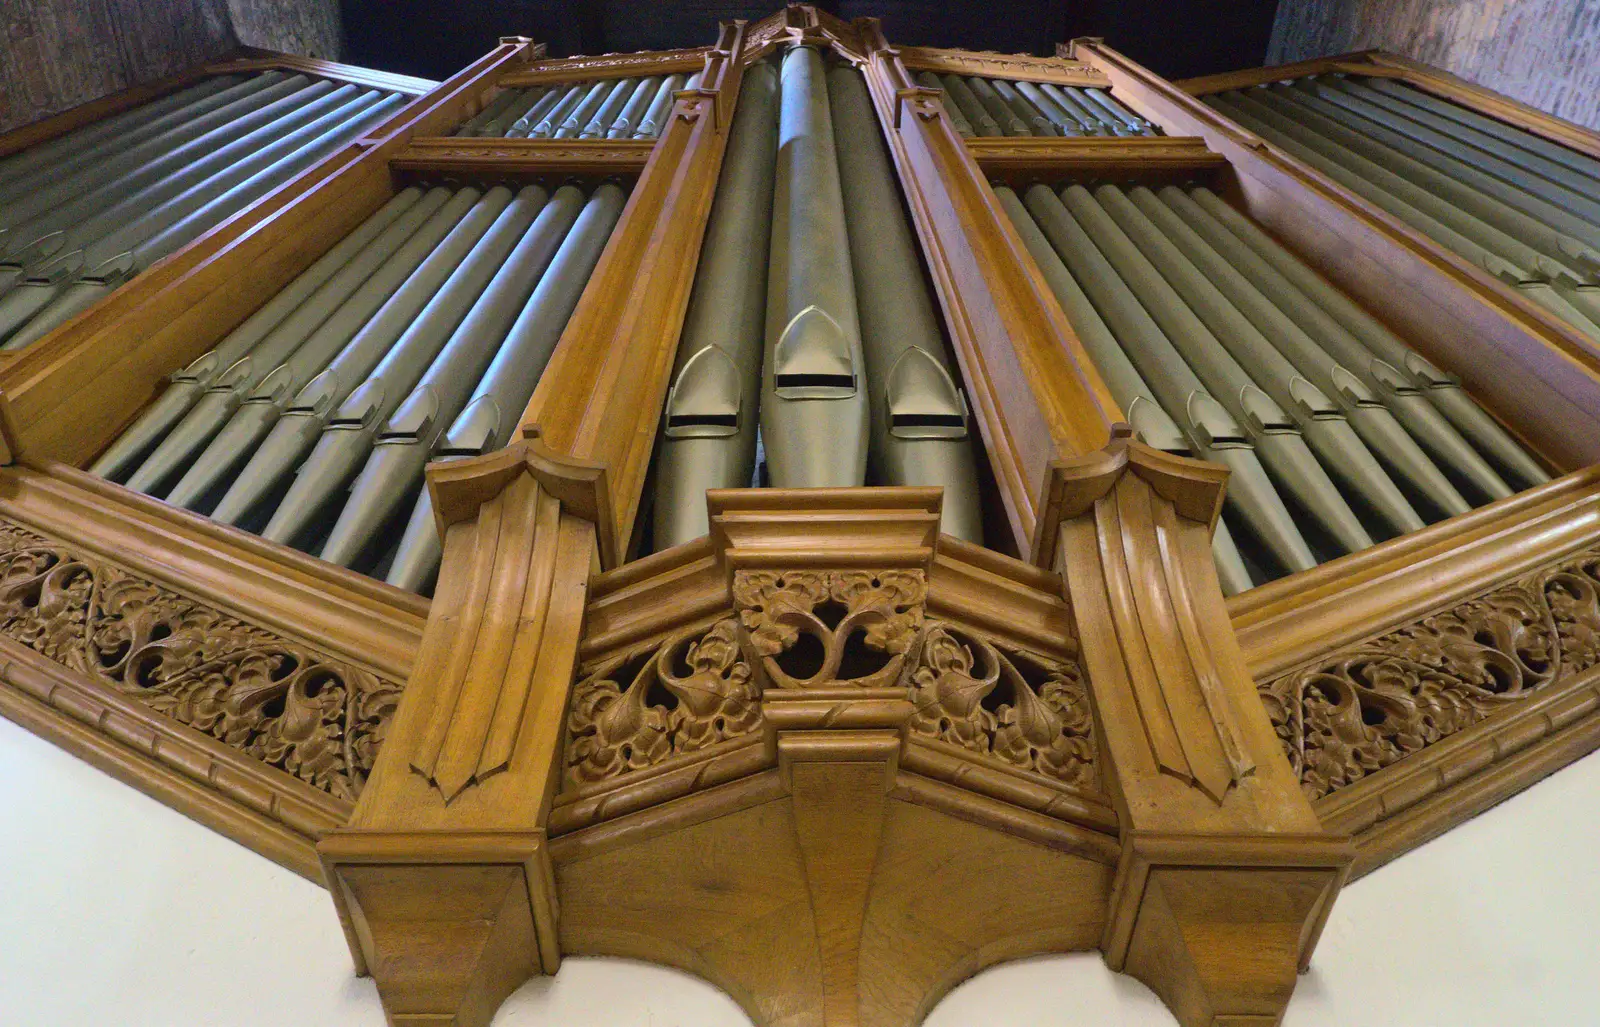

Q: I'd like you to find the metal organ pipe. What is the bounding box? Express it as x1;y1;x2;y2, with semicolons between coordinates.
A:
652;61;781;550
762;45;869;490
828;66;982;542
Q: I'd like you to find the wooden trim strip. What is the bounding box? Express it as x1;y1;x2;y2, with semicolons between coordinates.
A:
0;636;348;881
500;47;714;86
0;463;426;683
897;45;1110;87
1172;50;1385;97
211;48;440;95
890;771;1121;863
967;135;1226;181
391;137;656;177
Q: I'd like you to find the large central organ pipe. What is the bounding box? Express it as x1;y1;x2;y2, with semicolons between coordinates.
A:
828;66;982;542
164;187;514;508
89;187;427;481
1023;184;1317;574
1061;184;1376;556
119;185;458;494
1182;186;1547;487
0;88;403;350
763;46;868;489
652;62;781;550
211;185;556;527
329;183;627;577
996;185;1253;594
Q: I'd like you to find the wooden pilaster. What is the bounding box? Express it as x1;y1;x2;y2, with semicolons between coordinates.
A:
1037;429;1352;1027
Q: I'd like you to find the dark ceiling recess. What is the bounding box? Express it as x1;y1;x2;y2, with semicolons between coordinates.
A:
340;1;1281;84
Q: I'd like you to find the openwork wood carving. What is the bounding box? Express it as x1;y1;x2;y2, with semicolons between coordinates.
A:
0;521;401;801
566;618;760;785
734;569;925;688
1261;546;1600;800
908;622;1097;790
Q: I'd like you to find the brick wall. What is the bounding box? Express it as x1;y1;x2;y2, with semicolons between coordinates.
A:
1267;0;1600;131
0;0;342;136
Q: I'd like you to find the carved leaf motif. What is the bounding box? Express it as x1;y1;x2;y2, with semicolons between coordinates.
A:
909;622;1097;790
0;521;403;801
565;618;761;786
731;569;926;689
1262;548;1600;801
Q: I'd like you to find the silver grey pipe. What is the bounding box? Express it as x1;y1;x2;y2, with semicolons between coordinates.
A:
1291;78;1600;260
212;186;551;527
455;87;526;136
1213;90;1552;283
583;78;641;139
966;77;1029;136
1026;183;1317;575
1041;84;1115;135
531;83;590;139
992;79;1057;136
119;184;453;494
0;76;248;196
164;187;497;509
259;186;586;549
633;74;687;140
607;76;661;139
653;62;780;550
0;74;305;231
1183;186;1548;489
1363;77;1600;186
3;91;402;352
1326;77;1600;218
997;184;1254;593
90;187;427;481
1079;183;1373;556
481;88;547;137
554;81;613;139
1017;81;1087;136
938;75;1001;137
1123;184;1424;537
507;87;566;139
380;183;628;588
1166;187;1493;511
830;66;982;541
1079;87;1154;135
763;46;869;490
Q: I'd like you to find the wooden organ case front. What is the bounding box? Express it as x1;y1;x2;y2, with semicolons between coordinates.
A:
2;11;1599;1027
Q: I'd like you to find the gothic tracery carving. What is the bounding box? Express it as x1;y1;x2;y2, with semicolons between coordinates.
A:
733;569;925;688
1261;547;1600;800
0;521;401;801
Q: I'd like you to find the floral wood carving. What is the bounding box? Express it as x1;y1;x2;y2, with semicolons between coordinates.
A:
0;521;401;801
908;622;1097;791
1261;547;1600;801
733;569;925;689
566;618;760;786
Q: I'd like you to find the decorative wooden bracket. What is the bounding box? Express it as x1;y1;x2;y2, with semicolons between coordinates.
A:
1035;429;1352;1027
319;439;604;1027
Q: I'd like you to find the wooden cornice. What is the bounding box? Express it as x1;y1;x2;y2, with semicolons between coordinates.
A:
897;44;1109;86
390;137;656;177
967;135;1227;184
500;47;714;85
208;48;441;96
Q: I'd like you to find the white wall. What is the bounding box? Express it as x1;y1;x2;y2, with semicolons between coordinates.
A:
3;711;1598;1026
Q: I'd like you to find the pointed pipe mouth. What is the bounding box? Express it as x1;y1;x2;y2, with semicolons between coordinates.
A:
123;390;241;495
89;381;208;480
164;402;283;510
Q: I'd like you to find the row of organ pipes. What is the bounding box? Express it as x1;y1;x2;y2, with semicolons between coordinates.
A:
456;73;702;140
0;72;408;351
92;178;627;593
915;73;1158;138
1204;76;1600;343
652;48;983;548
1002;180;1549;591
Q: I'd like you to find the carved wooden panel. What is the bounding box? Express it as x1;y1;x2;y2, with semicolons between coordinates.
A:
0;518;402;801
391;138;657;177
1262;545;1600;800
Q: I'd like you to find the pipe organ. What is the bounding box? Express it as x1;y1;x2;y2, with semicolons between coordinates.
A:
2;17;1599;1027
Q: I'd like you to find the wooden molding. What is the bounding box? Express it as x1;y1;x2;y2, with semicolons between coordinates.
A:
209;49;441;96
391;137;657;177
1173;51;1385;97
897;45;1109;87
500;47;714;86
856;22;1121;553
968;135;1227;183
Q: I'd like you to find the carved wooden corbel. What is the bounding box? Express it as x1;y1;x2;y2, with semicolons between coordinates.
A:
1036;428;1353;1027
319;438;606;1027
